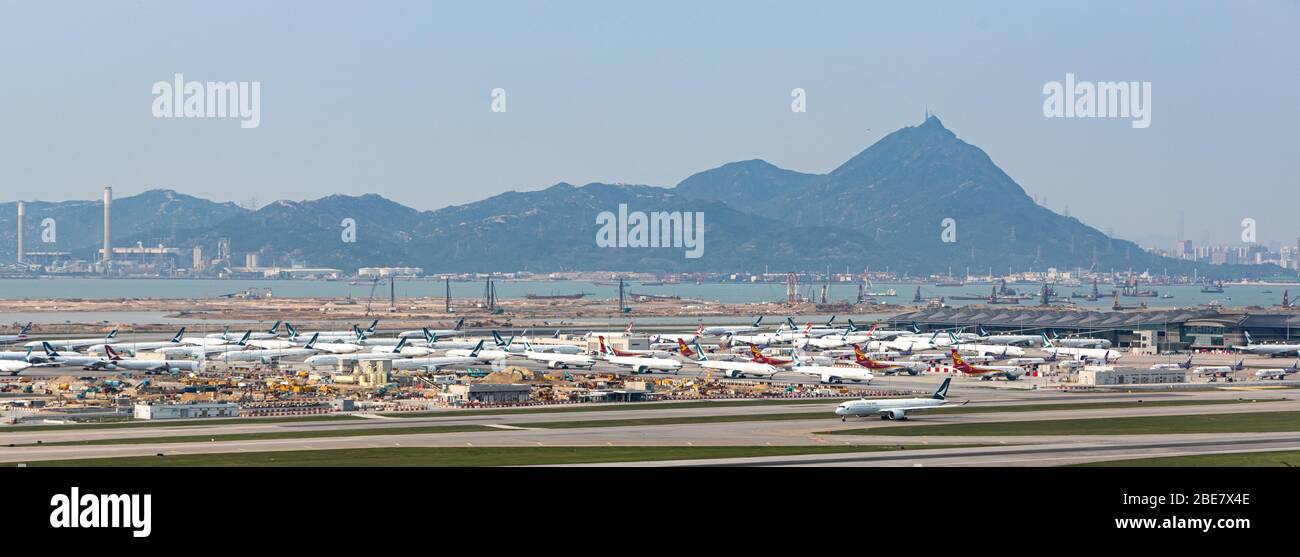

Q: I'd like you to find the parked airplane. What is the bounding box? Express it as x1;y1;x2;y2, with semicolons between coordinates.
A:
1048;331;1111;349
206;321;281;341
651;325;706;345
974;325;1041;346
1255;360;1300;379
399;318;466;339
783;316;842;338
785;352;873;384
1193;359;1245;375
368;337;435;357
950;350;1023;381
1041;335;1122;361
691;341;777;378
102;346;200;373
216;334;320;363
304;339;437;367
598;337;682;374
596;336;669;358
1150;355;1194;370
87;327;187;355
851;345;927;375
843;320;913;340
747;344;792;367
27;328;118;350
951;340;1026;358
520;338;595;369
0;346;50;364
584;320;636;339
700;316;765;336
835;377;960;421
40;342;111;369
447;340;511;362
1232;332;1300;357
0;360;31;375
285;322;365;342
160;331;253;356
392;341;486;371
0;322;32;344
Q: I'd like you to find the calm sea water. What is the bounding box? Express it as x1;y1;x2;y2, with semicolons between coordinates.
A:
0;277;1293;310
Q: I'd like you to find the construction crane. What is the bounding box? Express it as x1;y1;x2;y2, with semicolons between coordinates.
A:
363;275;381;315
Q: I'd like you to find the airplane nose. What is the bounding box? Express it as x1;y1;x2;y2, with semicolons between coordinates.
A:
834;407;847;415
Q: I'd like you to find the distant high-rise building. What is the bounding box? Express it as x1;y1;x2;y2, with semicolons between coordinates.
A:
15;201;24;264
245;252;259;268
102;187;112;269
192;246;204;272
1175;240;1194;260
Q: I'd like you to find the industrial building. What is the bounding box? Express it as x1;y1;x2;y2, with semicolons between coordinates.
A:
443;383;532;405
1076;366;1186;386
133;402;240;420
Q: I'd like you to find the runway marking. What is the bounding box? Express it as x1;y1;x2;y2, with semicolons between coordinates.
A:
485;424;534;430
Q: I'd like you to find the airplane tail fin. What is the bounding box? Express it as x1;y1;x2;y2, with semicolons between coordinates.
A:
105;345;121;360
693;341;709;361
19;322;31;335
424;328;435;344
826;315;836;327
492;330;506;346
910;321;921;333
598;336;610;356
305;333;319;349
453;318;464;331
285;323;298;339
268;321;282;335
107;328;118;340
171;327;186;343
1041;334;1055;348
1244;331;1254;345
42;341;58;356
393;337;407;353
238;330;251;345
753;316;763;327
932;377;952;400
470;340;484;358
367;319;379;334
677;338;693;355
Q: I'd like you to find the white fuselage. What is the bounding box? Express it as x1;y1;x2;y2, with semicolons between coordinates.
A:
216;348;317;362
788;365;873;383
953;344;1026;357
1045;346;1121;361
604;354;682;373
700;360;778;378
835;397;946;417
523;351;595;368
392;355;482;370
0;360;32;374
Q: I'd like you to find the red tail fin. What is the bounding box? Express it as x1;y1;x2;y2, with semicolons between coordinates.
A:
105;345;121;360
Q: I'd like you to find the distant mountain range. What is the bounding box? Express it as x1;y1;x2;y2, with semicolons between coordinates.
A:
0;117;1281;278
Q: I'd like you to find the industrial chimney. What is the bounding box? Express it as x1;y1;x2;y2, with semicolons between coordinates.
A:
16;201;24;264
102;186;112;268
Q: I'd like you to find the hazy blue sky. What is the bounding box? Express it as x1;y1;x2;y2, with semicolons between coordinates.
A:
1;1;1297;247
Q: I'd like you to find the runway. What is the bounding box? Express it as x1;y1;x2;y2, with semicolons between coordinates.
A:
2;387;1296;465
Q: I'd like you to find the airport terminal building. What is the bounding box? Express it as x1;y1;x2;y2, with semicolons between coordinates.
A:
889;307;1300;354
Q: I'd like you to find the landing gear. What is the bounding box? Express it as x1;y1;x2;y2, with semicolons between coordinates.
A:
841;417;846;422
